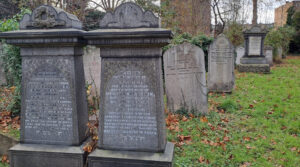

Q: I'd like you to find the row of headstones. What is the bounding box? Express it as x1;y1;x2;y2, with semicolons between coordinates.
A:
0;3;174;167
236;45;274;66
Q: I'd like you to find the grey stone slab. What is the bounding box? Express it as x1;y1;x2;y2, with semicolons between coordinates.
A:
0;133;19;156
88;142;174;167
163;42;208;114
20;50;88;145
99;2;159;29
98;56;166;152
237;64;270;73
20;5;82;29
83;46;101;98
243;25;267;58
240;57;268;64
10;144;86;167
208;34;235;93
264;46;273;66
235;46;244;65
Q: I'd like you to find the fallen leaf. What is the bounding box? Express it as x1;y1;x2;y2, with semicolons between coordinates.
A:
198;156;205;163
200;117;208;123
243;137;251;141
249;104;254;109
182;116;188;122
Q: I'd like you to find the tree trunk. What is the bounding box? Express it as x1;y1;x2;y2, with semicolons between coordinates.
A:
252;0;258;25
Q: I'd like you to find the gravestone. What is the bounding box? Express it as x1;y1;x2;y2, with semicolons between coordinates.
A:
278;46;283;59
238;26;270;73
85;2;174;167
235;45;244;65
208;34;235;93
163;42;208;114
264;46;273;66
83;45;101;98
0;5;88;167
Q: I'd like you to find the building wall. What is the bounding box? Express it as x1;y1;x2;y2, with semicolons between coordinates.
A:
161;0;211;36
275;1;300;27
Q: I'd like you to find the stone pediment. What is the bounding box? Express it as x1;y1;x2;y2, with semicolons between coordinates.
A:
244;25;268;34
20;5;82;30
99;2;159;29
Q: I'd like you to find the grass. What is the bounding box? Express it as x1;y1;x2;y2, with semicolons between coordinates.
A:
168;57;300;167
0;57;299;167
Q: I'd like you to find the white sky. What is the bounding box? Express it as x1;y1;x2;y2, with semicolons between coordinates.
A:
91;0;293;24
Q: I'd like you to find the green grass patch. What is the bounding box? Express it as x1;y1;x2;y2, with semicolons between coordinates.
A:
168;57;300;167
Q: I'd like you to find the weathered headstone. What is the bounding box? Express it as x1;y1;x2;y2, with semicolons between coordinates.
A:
264;46;273;66
238;26;270;73
235;45;244;65
278;46;283;59
163;42;208;114
83;45;101;98
208;34;235;93
0;5;88;167
85;2;174;167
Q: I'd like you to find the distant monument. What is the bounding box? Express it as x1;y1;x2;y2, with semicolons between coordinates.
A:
238;26;270;73
264;46;273;66
164;42;208;114
208;34;235;92
85;2;174;167
0;5;88;167
235;45;245;65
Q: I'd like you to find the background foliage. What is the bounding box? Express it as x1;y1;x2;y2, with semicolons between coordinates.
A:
0;9;31;115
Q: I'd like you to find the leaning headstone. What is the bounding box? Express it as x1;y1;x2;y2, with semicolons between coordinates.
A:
83;45;101;98
235;45;244;65
238;25;270;73
208;34;235;93
0;5;88;167
264;46;273;66
85;2;174;166
164;42;208;114
278;46;283;59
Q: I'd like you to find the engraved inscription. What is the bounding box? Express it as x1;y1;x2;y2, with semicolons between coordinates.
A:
103;70;158;149
211;39;232;63
249;36;261;55
24;64;73;143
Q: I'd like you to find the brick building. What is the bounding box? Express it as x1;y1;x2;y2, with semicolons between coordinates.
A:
274;0;300;27
161;0;211;36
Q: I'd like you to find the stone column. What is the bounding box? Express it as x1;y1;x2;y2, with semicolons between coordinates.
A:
85;2;174;167
0;5;88;167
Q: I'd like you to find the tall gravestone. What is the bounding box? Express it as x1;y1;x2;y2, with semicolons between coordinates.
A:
238;26;270;73
85;2;174;166
164;42;208;114
235;45;245;65
208;34;235;93
0;5;88;167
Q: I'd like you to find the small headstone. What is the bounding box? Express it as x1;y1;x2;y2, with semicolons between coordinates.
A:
278;46;283;59
0;5;88;167
238;26;270;73
208;34;235;92
83;45;101;98
85;2;174;166
163;42;208;114
264;46;273;66
235;45;244;65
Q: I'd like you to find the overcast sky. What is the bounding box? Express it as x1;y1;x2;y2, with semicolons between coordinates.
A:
91;0;292;24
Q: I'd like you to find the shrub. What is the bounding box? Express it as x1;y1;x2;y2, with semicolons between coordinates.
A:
218;99;239;113
264;26;296;58
223;22;244;47
0;9;31;115
290;11;300;53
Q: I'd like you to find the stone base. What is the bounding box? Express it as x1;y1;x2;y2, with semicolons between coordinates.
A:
10;144;86;167
88;142;174;167
240;57;267;64
237;64;270;73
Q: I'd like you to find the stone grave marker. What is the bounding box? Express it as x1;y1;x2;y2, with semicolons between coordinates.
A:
264;46;273;66
238;25;270;73
163;42;208;114
85;2;174;167
0;5;88;167
83;45;101;98
235;45;245;65
208;34;235;93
